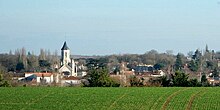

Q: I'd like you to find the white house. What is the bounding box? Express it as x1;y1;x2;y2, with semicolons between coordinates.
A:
61;76;81;86
151;70;166;77
77;71;87;77
25;72;54;84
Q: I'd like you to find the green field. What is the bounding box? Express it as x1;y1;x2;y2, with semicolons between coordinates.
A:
0;87;219;110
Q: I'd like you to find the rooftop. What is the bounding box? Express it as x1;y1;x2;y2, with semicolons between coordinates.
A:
61;41;69;50
25;72;53;77
62;76;80;80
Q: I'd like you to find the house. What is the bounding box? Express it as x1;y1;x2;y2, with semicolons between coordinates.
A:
207;77;220;86
110;74;127;86
134;65;154;75
77;64;88;77
77;71;87;77
24;72;54;84
110;70;135;86
19;74;37;83
150;70;166;77
61;76;81;86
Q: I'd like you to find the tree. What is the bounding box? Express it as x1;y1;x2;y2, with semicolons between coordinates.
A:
0;66;10;87
38;60;51;72
107;55;119;73
39;49;46;61
27;52;39;72
212;68;219;78
0;54;17;72
192;49;202;60
39;60;50;67
188;79;201;87
141;50;158;65
86;58;108;69
129;76;141;87
172;71;189;87
188;60;199;72
86;68;120;87
154;63;165;70
201;74;207;83
174;53;183;71
161;75;171;87
190;49;202;71
201;74;210;87
21;47;28;69
16;62;25;72
206;61;215;70
187;51;194;58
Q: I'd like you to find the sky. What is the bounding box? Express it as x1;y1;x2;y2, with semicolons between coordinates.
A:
0;0;220;55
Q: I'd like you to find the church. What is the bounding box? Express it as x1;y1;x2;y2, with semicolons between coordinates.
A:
59;41;77;77
19;41;81;86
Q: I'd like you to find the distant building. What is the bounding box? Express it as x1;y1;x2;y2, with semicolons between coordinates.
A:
207;77;220;86
21;72;54;84
110;70;135;86
57;41;85;86
134;65;154;75
61;76;81;86
150;70;166;77
59;41;77;77
18;41;84;86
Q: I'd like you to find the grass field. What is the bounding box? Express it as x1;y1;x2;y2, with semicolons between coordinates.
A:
0;87;219;110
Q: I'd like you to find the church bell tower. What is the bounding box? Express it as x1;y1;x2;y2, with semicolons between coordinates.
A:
59;41;77;77
61;41;71;66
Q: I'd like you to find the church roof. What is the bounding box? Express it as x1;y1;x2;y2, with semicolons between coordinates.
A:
61;41;69;50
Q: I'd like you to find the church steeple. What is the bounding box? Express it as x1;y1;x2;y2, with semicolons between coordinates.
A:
61;41;71;66
61;41;69;50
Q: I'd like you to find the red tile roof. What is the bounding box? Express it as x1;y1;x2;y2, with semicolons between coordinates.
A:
62;76;80;80
25;73;53;77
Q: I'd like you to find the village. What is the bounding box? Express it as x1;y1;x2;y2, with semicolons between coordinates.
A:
8;42;166;87
0;42;218;87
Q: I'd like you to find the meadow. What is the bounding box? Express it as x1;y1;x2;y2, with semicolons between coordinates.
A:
0;87;219;110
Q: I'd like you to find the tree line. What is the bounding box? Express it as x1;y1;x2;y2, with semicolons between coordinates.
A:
0;48;59;73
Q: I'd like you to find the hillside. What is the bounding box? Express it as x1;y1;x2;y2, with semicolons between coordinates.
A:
0;87;219;110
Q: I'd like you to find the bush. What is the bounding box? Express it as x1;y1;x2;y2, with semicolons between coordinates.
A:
86;68;120;87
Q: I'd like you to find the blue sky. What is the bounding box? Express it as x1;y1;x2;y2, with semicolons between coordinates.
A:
0;0;220;55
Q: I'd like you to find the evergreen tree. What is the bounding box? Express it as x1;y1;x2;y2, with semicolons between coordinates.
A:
201;74;207;83
188;60;199;72
192;49;202;60
161;75;171;87
188;79;201;87
201;74;210;87
16;62;25;72
174;53;183;71
172;71;189;87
